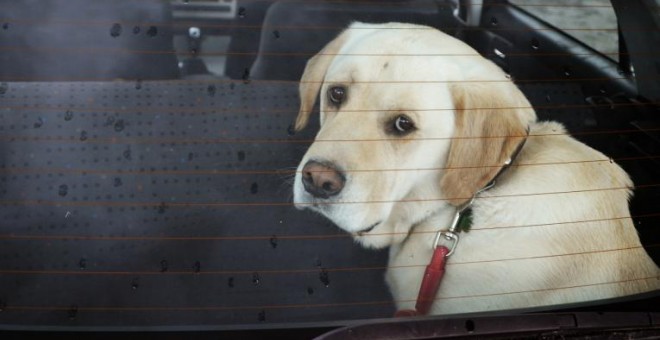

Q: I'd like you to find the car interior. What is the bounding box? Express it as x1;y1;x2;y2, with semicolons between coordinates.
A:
0;0;658;337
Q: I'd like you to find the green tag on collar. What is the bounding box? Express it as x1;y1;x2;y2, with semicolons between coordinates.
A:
455;207;473;233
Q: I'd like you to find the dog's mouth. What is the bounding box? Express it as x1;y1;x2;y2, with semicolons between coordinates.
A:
355;221;381;236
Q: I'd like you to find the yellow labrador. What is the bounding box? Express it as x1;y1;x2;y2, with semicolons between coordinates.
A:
292;22;659;315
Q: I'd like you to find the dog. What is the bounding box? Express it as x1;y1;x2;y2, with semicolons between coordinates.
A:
292;22;659;315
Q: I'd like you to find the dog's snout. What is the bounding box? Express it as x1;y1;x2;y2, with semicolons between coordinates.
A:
301;160;345;199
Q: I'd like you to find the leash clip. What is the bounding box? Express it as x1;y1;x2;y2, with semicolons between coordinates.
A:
433;230;458;257
433;182;494;257
432;199;469;257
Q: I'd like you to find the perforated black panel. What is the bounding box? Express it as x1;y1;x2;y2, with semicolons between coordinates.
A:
518;83;596;130
0;81;392;328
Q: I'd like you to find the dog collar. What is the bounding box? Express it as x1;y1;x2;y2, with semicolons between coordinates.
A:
396;131;528;317
450;133;528;234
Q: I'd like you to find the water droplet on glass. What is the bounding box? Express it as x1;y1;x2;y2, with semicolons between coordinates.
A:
193;261;201;273
237;151;245;161
609;158;614;163
158;202;167;214
67;305;78;320
504;73;512;80
493;48;505;59
228;277;235;288
229;83;235;90
131;277;139;290
0;82;7;95
242;68;251;84
79;130;88;141
307;287;314;295
2;23;8;30
287;124;296;136
34;117;44;128
531;38;539;50
183;0;190;3
490;17;498;26
160;260;168;272
252;272;260;285
79;258;87;270
64;110;74;121
563;66;572;77
250;182;259;194
114;177;122;187
123;147;132;160
188;152;194;161
269;235;277;249
187;27;201;39
238;7;247;18
146;26;158;37
58;184;68;197
273;30;280;39
135;79;142;90
315;258;322;268
104;116;116;126
545;95;551;102
319;268;330;287
114;119;125;132
207;84;216;97
258;310;266;322
110;23;122;38
586;96;607;107
133;26;141;34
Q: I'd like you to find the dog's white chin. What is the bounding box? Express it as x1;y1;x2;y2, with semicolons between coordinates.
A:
294;177;400;248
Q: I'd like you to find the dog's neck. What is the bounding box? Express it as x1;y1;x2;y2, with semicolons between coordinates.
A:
389;205;455;261
446;131;529;233
395;202;456;248
398;131;529;246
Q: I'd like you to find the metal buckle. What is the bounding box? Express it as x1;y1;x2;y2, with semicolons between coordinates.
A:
433;206;464;257
433;183;492;257
433;230;459;257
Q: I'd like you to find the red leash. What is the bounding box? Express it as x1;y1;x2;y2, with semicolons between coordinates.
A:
394;206;462;317
394;245;449;317
395;214;460;317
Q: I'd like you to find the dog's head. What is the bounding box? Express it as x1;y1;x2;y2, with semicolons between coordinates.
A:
293;22;536;249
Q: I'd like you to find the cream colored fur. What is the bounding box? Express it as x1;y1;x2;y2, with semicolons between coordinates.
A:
292;22;660;314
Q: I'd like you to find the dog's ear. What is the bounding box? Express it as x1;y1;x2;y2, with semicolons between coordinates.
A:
294;29;351;131
440;80;536;206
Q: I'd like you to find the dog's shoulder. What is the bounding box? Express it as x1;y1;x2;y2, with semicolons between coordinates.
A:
504;121;633;194
474;120;634;231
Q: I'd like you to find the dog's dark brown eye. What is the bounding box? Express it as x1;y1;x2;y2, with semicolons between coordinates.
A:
328;86;346;105
393;115;415;134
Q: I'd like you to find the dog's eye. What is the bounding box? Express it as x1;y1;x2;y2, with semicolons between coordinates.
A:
392;115;415;134
328;86;346;105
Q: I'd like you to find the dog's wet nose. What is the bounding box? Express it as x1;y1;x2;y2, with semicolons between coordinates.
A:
301;160;345;199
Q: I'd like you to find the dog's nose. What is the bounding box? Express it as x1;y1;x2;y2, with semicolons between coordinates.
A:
301;160;345;198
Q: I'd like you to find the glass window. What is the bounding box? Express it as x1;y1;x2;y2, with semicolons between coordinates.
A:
0;0;657;333
509;0;619;61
